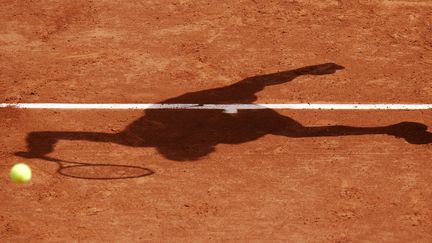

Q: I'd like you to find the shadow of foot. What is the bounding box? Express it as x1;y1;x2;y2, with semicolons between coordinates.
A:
387;122;432;144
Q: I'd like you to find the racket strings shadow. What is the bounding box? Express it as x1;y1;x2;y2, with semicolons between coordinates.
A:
57;163;154;180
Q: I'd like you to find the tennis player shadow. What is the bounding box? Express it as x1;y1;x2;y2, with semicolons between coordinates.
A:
15;63;432;178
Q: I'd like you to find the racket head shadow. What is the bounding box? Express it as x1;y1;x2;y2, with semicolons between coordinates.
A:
58;163;154;180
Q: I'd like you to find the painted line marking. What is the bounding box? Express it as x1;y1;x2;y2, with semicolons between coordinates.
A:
0;103;431;110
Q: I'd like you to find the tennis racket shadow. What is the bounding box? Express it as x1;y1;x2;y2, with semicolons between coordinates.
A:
20;154;154;180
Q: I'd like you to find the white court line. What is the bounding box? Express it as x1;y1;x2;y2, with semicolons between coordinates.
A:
0;103;432;110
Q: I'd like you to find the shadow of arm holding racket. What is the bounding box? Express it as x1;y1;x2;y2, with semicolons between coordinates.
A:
15;132;153;180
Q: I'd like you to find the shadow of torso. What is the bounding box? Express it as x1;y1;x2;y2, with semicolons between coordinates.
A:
119;67;321;160
123;108;297;161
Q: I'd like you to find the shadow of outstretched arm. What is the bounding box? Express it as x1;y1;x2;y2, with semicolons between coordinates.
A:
163;63;345;104
237;62;345;87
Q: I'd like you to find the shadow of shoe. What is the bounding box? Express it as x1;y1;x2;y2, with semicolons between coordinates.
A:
387;122;432;144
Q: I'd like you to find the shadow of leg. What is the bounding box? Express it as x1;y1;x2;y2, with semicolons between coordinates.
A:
271;116;432;144
386;122;432;144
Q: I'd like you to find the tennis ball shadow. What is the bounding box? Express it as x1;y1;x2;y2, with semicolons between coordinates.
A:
15;62;432;179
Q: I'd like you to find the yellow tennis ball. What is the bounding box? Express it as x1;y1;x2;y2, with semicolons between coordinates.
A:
10;163;32;184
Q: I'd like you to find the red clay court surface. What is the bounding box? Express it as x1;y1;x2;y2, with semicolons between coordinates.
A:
1;0;432;242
